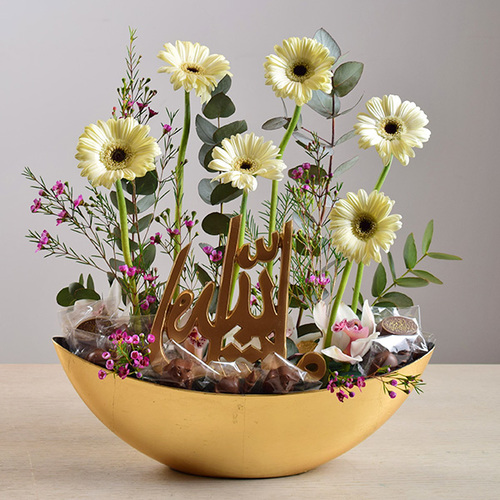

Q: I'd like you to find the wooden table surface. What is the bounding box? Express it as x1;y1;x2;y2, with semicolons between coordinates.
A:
0;364;498;499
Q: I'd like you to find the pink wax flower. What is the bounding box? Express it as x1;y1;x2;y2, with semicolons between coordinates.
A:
143;274;158;282
317;274;331;286
150;232;162;245
98;370;107;380
140;301;150;311
184;219;194;229
36;230;49;252
30;198;41;213
73;195;83;207
301;184;311;192
202;245;213;255
117;365;130;379
105;359;114;370
56;209;68;226
166;227;181;236
306;274;317;285
290;167;304;180
52;180;65;197
209;250;223;262
147;334;155;343
148;108;158;118
302;162;311;170
137;102;147;110
118;265;128;274
250;294;258;306
126;266;137;277
162;123;172;134
146;295;156;304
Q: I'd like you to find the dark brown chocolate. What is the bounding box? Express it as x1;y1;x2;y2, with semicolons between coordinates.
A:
377;316;418;336
215;377;241;394
162;358;195;389
263;365;301;394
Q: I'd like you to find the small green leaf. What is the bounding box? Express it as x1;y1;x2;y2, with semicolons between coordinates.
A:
306;90;340;118
195;264;212;286
198;178;215;205
387;252;397;280
202;212;231;236
208;286;219;315
411;269;443;284
113;228;139;252
68;281;84;295
199;144;215;171
371;263;387;297
136;194;155;212
195;114;217;145
78;274;84;285
203;93;235;119
422;220;434;254
380;291;414;307
404;233;417;269
375;301;398;308
334;129;357;146
56;287;75;307
87;274;95;291
213;120;247;143
110;191;135;214
109;258;126;271
333;62;364;97
427;252;462;261
297;323;320;337
262;117;288;130
395;277;429;288
130;171;158;196
313;28;341;61
211;75;231;96
130;214;154;234
332;156;358;178
210;182;242;205
74;288;101;301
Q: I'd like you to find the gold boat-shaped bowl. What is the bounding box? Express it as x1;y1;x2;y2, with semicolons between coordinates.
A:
53;337;434;478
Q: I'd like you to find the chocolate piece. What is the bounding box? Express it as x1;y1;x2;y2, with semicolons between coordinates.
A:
215;376;241;394
162;358;195;389
377;316;418;336
368;349;399;375
263;365;301;394
243;369;261;393
86;348;107;367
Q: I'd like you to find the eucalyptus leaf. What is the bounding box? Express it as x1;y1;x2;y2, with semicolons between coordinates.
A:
133;171;158;196
56;287;75;307
332;156;358;178
335;93;364;117
262;117;288;130
211;75;231;96
213;120;247;143
110;191;135;214
74;288;101;301
306;90;340;118
313;28;341;61
114;228;139;252
427;252;462;260
210;182;242;205
380;291;414;307
199;144;215;171
109;258;126;271
411;269;443;284
395;277;429;288
130;214;154;234
195;114;217;145
404;233;417;269
198;178;215;205
136;194;155;212
202;212;231;236
208;286;219;315
135;244;156;270
334;129;357;146
387;251;397;280
371;263;387;297
203;93;235;119
68;281;84;295
297;323;320;337
286;337;299;358
333;62;364;97
422;220;434;254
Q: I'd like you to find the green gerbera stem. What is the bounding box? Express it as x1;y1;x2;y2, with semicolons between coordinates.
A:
351;155;393;312
229;190;248;308
115;179;138;312
267;104;302;277
325;260;353;347
174;90;191;258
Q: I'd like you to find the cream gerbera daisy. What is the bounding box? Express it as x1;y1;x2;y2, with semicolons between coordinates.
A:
158;41;232;103
329;189;402;266
208;133;286;192
264;37;335;106
354;95;431;166
75;117;161;189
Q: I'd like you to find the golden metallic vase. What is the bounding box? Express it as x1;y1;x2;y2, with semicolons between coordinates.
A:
54;337;434;478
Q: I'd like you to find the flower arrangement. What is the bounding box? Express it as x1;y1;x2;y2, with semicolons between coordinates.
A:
26;28;460;403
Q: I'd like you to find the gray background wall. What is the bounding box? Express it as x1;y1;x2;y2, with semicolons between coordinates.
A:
2;0;498;363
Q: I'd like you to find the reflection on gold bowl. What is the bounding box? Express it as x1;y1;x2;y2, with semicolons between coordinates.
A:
53;337;434;478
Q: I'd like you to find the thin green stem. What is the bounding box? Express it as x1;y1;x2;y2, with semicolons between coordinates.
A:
267;104;302;276
351;155;394;311
351;263;364;313
174;90;191;258
325;260;353;347
229;190;248;308
115;179;138;311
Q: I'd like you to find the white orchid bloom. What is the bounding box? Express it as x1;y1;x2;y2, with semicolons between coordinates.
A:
313;299;378;364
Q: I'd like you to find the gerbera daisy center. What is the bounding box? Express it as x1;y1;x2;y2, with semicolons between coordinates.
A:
286;61;311;82
100;143;134;171
111;148;127;163
352;213;378;241
235;158;258;173
379;117;405;140
181;62;202;74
